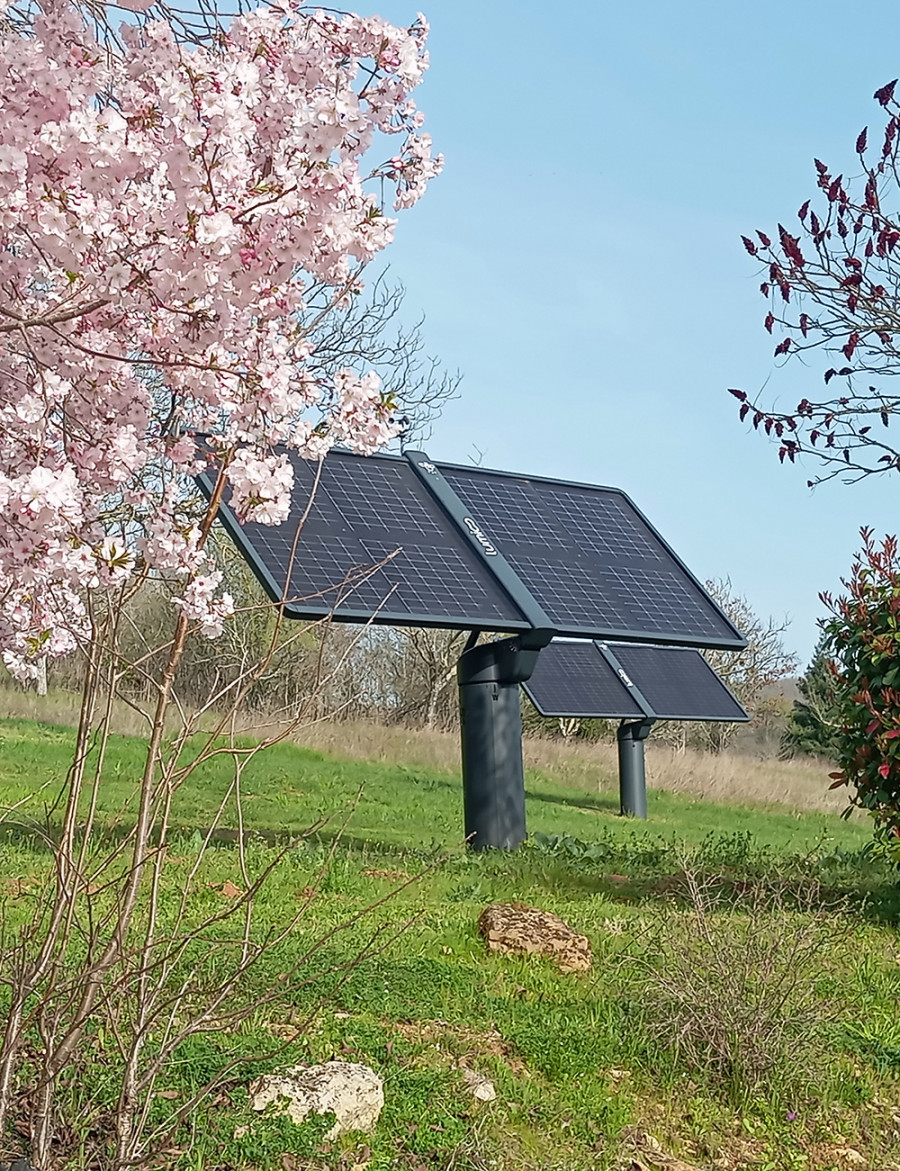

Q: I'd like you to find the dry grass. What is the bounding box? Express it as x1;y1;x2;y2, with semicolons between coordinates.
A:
289;720;843;814
0;683;842;815
642;741;843;812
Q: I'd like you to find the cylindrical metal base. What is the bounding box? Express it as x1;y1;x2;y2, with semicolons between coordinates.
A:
617;719;654;819
459;679;526;849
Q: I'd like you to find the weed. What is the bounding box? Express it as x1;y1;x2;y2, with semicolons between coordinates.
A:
626;868;850;1106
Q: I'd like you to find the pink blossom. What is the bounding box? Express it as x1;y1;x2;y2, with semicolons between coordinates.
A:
0;0;439;675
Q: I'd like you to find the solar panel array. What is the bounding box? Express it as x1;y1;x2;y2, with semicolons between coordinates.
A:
523;640;749;722
209;450;529;630
438;463;742;647
203;447;746;650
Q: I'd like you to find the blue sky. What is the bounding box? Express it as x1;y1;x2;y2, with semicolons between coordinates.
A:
372;0;900;667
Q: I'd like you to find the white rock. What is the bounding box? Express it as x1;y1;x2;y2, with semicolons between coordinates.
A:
248;1061;384;1139
460;1066;496;1102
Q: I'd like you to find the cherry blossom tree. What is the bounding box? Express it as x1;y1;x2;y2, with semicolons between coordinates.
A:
731;80;900;485
0;0;442;1161
0;0;441;677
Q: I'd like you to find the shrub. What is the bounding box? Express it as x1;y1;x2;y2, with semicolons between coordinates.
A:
630;869;844;1105
821;528;900;860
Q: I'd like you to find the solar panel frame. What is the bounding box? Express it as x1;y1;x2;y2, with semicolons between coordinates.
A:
199;450;534;633
200;447;747;650
523;639;750;722
434;459;747;651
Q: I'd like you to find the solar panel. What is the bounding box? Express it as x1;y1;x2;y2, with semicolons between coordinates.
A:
523;640;749;722
202;447;745;649
437;463;743;648
205;449;531;630
606;643;748;722
522;640;644;719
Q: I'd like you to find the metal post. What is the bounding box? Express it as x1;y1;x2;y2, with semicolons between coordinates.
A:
617;718;655;819
457;631;551;850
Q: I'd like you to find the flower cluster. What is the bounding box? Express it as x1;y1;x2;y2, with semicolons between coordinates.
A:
0;0;442;677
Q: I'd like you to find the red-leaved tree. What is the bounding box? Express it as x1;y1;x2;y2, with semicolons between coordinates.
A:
732;79;900;484
821;528;900;859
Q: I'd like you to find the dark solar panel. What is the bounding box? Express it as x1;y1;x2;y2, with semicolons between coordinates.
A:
524;640;748;721
438;464;743;648
207;450;530;630
523;640;644;719
607;643;748;722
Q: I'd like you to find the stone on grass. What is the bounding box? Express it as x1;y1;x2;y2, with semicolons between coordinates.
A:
460;1066;496;1102
248;1061;383;1139
478;903;592;973
624;1128;702;1171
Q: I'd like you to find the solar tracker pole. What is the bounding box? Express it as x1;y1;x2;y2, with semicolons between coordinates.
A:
617;718;654;819
457;631;552;850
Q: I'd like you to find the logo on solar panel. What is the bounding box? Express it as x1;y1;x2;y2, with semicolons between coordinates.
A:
617;668;635;688
418;461;438;474
463;517;498;557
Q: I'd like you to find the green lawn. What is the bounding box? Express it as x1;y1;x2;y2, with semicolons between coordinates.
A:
1;717;899;1171
0;717;872;856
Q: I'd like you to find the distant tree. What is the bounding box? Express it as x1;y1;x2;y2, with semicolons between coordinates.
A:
781;634;842;759
305;271;460;447
731;79;900;484
690;579;798;753
387;627;467;729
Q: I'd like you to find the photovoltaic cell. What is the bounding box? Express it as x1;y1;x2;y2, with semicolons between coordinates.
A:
438;464;743;648
607;643;748;722
207;450;529;630
523;640;644;719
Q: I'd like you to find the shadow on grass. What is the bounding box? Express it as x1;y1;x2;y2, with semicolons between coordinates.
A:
549;863;900;924
526;787;620;815
0;816;457;864
3;816;899;926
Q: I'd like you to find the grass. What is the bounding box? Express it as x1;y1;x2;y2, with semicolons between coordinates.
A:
0;712;867;856
0;682;846;813
0;707;899;1171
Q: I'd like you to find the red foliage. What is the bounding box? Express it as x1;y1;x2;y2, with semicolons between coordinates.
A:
822;529;900;856
732;81;900;485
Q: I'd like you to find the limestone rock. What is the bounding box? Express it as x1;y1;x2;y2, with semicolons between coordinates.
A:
249;1061;383;1139
622;1129;702;1171
477;903;592;973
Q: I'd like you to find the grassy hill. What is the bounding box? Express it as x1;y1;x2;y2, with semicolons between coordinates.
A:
0;713;898;1171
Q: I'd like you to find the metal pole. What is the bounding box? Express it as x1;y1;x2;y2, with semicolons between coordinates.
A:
457;631;551;850
617;718;654;819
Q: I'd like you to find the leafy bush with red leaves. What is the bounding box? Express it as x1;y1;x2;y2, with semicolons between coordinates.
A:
822;527;900;857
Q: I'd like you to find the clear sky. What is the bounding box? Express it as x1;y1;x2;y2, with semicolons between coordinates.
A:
370;0;900;668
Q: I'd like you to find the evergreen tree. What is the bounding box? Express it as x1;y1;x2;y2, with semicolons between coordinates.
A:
782;634;842;759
